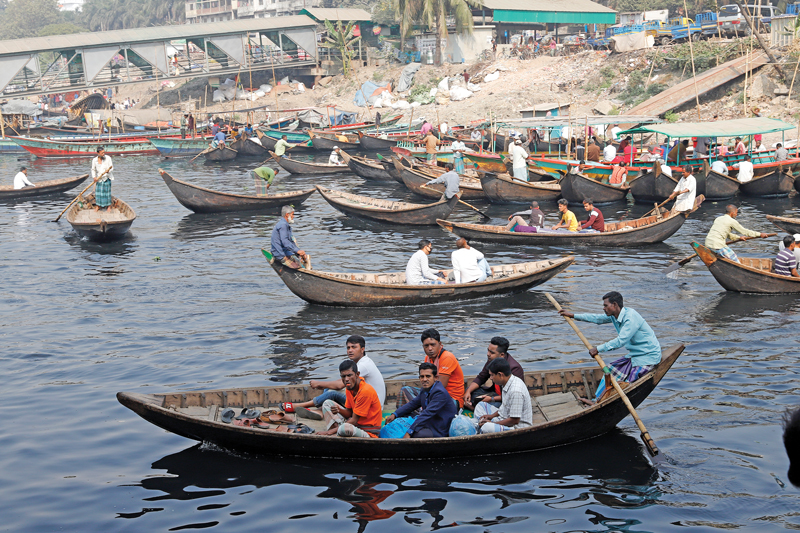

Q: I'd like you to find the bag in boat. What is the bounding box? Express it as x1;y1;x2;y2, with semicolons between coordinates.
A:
449;415;477;437
379;416;415;439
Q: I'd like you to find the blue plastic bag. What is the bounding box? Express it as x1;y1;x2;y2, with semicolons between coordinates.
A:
379;416;415;439
449;414;477;437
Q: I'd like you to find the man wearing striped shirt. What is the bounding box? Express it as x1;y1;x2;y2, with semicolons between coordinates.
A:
774;235;800;278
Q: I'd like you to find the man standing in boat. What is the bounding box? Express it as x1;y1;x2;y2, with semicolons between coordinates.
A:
91;147;114;212
666;165;696;213
319;359;383;438
559;291;661;405
384;362;457;438
424;130;440;164
704;205;767;263
424;163;460;200
270;205;310;269
273;135;290;158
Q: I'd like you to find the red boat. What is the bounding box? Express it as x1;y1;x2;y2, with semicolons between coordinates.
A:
11;137;161;158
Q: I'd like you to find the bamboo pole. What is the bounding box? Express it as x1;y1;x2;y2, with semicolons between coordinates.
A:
683;0;702;121
269;40;280;125
154;48;161;135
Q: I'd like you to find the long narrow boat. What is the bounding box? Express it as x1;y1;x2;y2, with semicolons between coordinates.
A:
701;161;740;201
255;130;311;152
479;172;561;204
394;158;485;200
117;343;683;459
559;172;629;205
65;193;136;241
692;241;800;293
204;145;238;161
12;137;160;158
738;169;795;198
628;162;679;203
229;136;268;157
325;113;403;132
269;151;351;175
382;157;405;183
257;129;310;143
316;185;459;225
0;139;27;153
263;248;574;306
339;151;395;182
159;169;315;213
393;143;455;164
149;137;210;157
0;174;88;199
357;131;415;150
438;197;704;247
308;130;360;151
766;214;800;234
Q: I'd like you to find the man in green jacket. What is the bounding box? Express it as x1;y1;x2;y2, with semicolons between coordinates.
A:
705;205;768;263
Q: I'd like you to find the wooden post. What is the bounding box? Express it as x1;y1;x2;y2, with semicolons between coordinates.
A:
269;40;280;124
154;50;162;135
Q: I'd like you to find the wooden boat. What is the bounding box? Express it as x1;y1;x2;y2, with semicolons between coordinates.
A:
117;343;683;459
381;157;405;183
65;193;136;241
558;172;629;205
325;113;403;133
437;196;704;247
149;137;210;157
258;129;310;143
394;158;485;200
229;136;268;157
269;151;351;175
264;248;574;306
159;169;315;214
628;161;679;203
463;151;508;173
254;130;311;152
392;143;454;164
11;136;159;158
0;174;88;199
692;241;800;293
308;130;360;151
738;169;795;198
700;161;740;201
204;145;238;161
766;215;800;234
357;131;414;150
479;172;561;204
339;151;395;182
316;186;459;225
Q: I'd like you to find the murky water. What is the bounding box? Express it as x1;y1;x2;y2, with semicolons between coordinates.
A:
1;151;799;531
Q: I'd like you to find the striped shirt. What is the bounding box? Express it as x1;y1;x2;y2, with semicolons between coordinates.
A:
774;249;797;277
497;375;533;428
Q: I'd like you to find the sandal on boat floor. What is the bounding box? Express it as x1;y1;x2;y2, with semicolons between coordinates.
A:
268;413;295;425
235;408;261;420
295;407;323;421
220;408;236;424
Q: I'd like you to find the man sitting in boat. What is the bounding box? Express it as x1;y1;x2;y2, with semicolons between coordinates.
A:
384;363;457;438
400;329;464;409
292;335;386;420
551;199;579;232
666;165;696;213
405;239;446;285
602;142;616;162
586;139;601;162
13;167;34;189
505;201;545;232
319;359;383;438
609;161;628;187
91;147;114;212
463;337;524;411
451;237;491;283
711;159;729;175
774;235;800;278
475;358;533;433
270;205;310;269
732;155;754;183
778;234;800;265
705;205;767;262
559;291;661;405
424;163;460;200
210;129;227;149
734;137;746;155
579;199;604;232
329;146;344;166
775;143;789;162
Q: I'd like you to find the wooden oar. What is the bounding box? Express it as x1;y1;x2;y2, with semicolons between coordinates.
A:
662;233;776;275
54;167;111;222
189;146;212;163
544;292;660;457
644;197;671;218
420;185;490;219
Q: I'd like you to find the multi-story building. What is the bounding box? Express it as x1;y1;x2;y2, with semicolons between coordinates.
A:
185;0;320;24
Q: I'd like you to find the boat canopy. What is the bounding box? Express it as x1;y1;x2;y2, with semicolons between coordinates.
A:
618;117;795;138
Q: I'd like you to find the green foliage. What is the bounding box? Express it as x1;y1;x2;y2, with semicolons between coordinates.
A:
650;40;741;74
372;0;395;25
391;0;481;63
664;110;679;123
608;106;621;115
319;19;362;77
38;22;85;37
0;0;60;39
409;83;434;104
80;0;184;31
373;70;384;81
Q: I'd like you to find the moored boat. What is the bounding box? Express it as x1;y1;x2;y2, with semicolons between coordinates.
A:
479;172;561;204
308;130;360;151
738;169;795;198
12;136;160;158
357;131;417;150
149;137;210;157
701;161;740;201
628;161;679;203
254;130;311;152
269;151;351;174
0;174;89;199
766;215;800;234
65;193;136;241
463;151;508;173
692;241;800;293
159;169;315;213
339;151;395;182
117;343;683;458
204;145;238;161
316;185;459;225
558;172;629;205
229;136;268;157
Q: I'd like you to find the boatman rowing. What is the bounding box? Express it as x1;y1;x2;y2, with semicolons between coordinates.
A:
559;291;661;405
270;205;310;269
91;147;114;212
424;163;460;200
704;205;768;263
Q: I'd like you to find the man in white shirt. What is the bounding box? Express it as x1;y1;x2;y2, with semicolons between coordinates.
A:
660;161;673;177
667;165;697;212
733;155;754;183
329;146;344;166
13;167;34;189
451;134;468;174
406;239;445;285
451;237;491;283
509;138;528;181
603;143;616;162
439;121;449;135
609;124;622;142
711;159;729;175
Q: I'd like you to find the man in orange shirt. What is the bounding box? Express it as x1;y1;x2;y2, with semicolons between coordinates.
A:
399;328;464;409
320;359;382;438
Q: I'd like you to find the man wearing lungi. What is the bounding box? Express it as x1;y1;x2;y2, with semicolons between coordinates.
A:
91;147;114;211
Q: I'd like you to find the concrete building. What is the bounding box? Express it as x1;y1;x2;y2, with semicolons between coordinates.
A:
185;0;321;24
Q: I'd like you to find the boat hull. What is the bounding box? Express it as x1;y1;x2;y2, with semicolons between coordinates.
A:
230;137;268;157
704;170;740;201
358;133;401;150
341;152;395;181
317;186;459;225
149;138;209;157
0;174;88;199
13;137;159;158
628;170;678;203
767;215;800;234
204;146;238;161
396;160;485;200
559;173;629;205
310;132;359;151
271;152;351;175
463;152;507;173
65;194;136;241
693;242;800;293
739;170;795;198
479;173;561;204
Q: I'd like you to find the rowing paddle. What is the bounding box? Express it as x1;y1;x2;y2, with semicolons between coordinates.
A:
54;167;111;222
189;146;212;163
645;197;671;218
544;292;660;458
420;185;490;219
662;233;776;275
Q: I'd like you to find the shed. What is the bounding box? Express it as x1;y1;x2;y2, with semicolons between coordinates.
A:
519;102;571;118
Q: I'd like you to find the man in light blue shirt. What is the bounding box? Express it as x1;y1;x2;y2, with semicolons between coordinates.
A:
425;163;460;199
559;291;661;404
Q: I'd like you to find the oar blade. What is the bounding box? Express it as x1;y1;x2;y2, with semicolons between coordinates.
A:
640;431;660;457
662;261;682;276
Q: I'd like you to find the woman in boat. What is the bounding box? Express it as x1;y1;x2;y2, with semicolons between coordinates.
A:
91;147;114;212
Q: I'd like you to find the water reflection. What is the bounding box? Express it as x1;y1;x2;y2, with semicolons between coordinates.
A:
64;231;138;257
698;292;800;325
172;212;275;241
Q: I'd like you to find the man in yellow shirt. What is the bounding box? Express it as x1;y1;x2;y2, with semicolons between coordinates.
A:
704;205;768;262
551;199;579;232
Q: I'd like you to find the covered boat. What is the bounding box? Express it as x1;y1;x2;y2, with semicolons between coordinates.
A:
692;241;800;293
159;169;315;213
263;249;574;306
394;158;486;200
204;145;238;161
479;172;561;204
316;186;459;225
339;151;395;182
65;193;136;241
738;169;795;198
766;214;800;234
116;343;682;459
0;174;88;199
270;152;352;175
558;172;629;205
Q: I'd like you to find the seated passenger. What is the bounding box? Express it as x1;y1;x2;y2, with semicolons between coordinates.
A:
463;337;524;410
506;201;545;232
400;328;464;409
329;146;344;165
383;362;457;438
551;198;579;232
475;357;533;433
579;198;605;232
711;159;729;175
406;239;445;285
774;235;800;278
609;160;628;187
451;238;491;283
319;359;382;438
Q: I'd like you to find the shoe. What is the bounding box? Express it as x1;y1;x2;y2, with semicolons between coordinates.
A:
280;402;295;413
296;407;323;420
220;408;236;424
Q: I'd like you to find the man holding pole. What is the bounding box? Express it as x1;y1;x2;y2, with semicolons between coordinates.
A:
558;291;661;405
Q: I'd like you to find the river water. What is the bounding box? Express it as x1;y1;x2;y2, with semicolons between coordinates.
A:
1;151;798;532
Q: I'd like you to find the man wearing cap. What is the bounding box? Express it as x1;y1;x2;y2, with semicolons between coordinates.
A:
329;146;344;166
13;167;34;189
509;138;529;181
270;205;310;269
666;165;696;212
705;205;768;263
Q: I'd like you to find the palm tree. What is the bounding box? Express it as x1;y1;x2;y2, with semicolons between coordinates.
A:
417;0;481;65
393;0;418;56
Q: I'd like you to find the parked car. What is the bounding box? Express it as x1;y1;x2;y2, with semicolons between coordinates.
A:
718;3;779;36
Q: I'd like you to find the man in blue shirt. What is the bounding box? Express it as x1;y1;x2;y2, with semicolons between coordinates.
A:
384;362;456;438
270;205;309;269
559;291;661;404
425;162;460;199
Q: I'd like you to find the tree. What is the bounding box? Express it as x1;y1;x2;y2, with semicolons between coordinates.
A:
0;0;60;39
79;0;184;31
416;0;481;65
38;22;86;37
318;18;362;77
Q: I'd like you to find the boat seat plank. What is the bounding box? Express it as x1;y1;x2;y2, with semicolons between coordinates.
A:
741;257;773;271
535;391;585;421
536;391;577;407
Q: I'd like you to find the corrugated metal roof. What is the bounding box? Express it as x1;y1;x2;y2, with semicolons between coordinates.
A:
300;8;373;22
618;117;794;138
480;0;616;14
0;16;317;56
